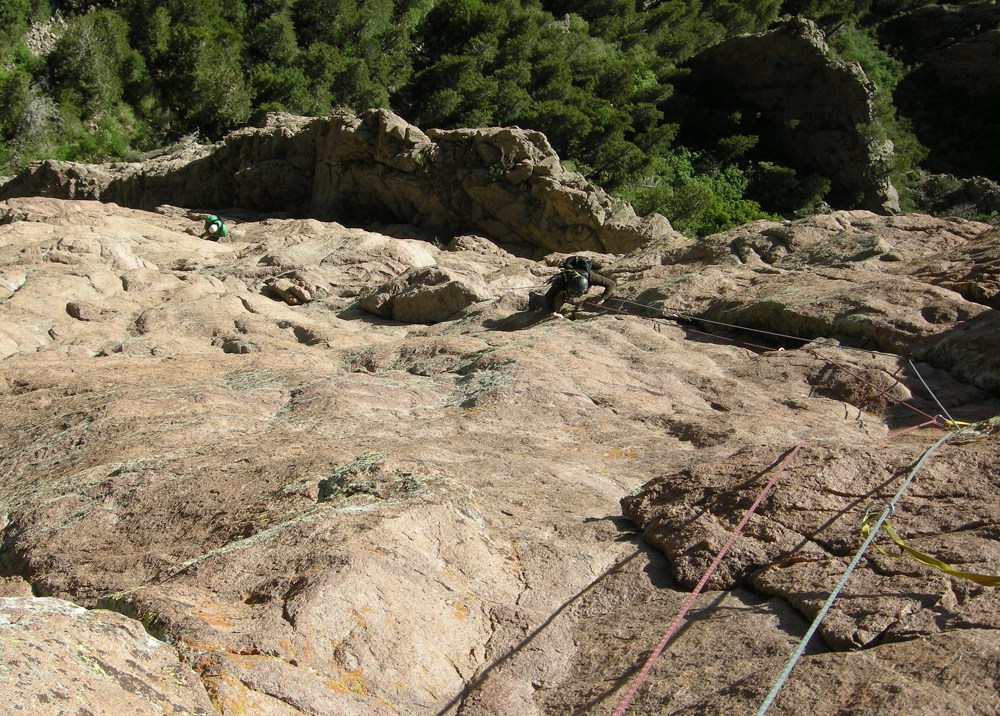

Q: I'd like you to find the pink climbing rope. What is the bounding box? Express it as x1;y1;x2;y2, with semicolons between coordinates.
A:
611;442;805;716
876;417;941;443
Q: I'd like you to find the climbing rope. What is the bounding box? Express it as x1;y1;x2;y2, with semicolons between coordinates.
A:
611;443;805;716
752;428;963;716
584;298;963;429
587;298;780;352
560;292;991;713
908;358;958;425
587;296;919;361
876;417;941;443
577;295;988;713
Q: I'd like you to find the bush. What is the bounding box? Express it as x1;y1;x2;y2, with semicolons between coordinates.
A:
622;149;775;236
748;161;831;216
47;10;143;115
827;22;927;209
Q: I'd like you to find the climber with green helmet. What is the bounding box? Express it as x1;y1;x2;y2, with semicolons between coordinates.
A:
529;255;616;317
201;214;229;240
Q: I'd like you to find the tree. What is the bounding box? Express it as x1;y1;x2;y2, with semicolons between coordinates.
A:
1;1;33;54
168;23;252;134
121;0;251;137
292;0;415;112
0;69;33;140
243;3;313;114
47;10;144;115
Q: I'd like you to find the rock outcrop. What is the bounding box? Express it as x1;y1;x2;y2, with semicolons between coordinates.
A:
0;597;214;715
884;3;1000;183
1;195;998;715
879;3;1000;65
0;110;680;257
676;17;899;213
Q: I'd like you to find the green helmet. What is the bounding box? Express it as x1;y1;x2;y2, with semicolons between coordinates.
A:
204;215;227;237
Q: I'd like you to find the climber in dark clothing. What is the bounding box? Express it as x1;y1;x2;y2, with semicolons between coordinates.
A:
529;255;616;315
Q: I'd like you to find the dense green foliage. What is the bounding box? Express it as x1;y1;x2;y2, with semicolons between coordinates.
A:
0;1;969;235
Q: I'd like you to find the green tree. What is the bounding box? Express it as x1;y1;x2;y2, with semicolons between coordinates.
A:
169;24;253;134
47;10;145;115
1;1;32;54
292;0;417;111
624;149;774;236
402;0;674;192
0;69;33;141
242;2;313;114
121;0;251;137
702;0;782;35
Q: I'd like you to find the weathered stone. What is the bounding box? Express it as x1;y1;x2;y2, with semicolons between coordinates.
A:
266;277;312;305
0;110;684;256
361;265;494;323
0;597;215;715
1;196;999;716
66;299;103;321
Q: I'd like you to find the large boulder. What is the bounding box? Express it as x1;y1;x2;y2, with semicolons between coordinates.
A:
676;17;899;213
360;265;495;323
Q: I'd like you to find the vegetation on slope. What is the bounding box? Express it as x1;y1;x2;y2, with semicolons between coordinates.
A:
0;1;973;235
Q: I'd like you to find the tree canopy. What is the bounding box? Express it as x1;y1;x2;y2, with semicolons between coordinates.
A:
0;0;960;235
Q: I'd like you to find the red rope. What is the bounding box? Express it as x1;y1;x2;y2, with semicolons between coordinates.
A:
876;418;942;443
611;443;805;716
804;349;940;424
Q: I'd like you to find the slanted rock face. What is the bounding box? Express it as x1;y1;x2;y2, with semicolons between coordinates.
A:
0;597;215;715
1;197;999;715
0;110;682;256
677;17;899;213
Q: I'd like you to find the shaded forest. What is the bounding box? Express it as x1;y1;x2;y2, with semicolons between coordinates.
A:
1;1;993;236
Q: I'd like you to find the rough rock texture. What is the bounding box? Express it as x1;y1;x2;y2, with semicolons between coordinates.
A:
1;197;999;715
0;110;680;257
0;596;215;715
913;173;1000;221
678;17;898;213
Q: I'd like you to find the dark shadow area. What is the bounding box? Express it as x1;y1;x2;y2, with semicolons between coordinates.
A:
481;309;559;331
567;588;731;716
894;67;1000;183
333;303;408;327
432;533;694;716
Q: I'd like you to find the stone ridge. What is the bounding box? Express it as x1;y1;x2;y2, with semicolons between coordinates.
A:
0;109;682;257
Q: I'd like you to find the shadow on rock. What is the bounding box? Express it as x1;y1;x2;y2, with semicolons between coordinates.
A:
481;310;555;331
